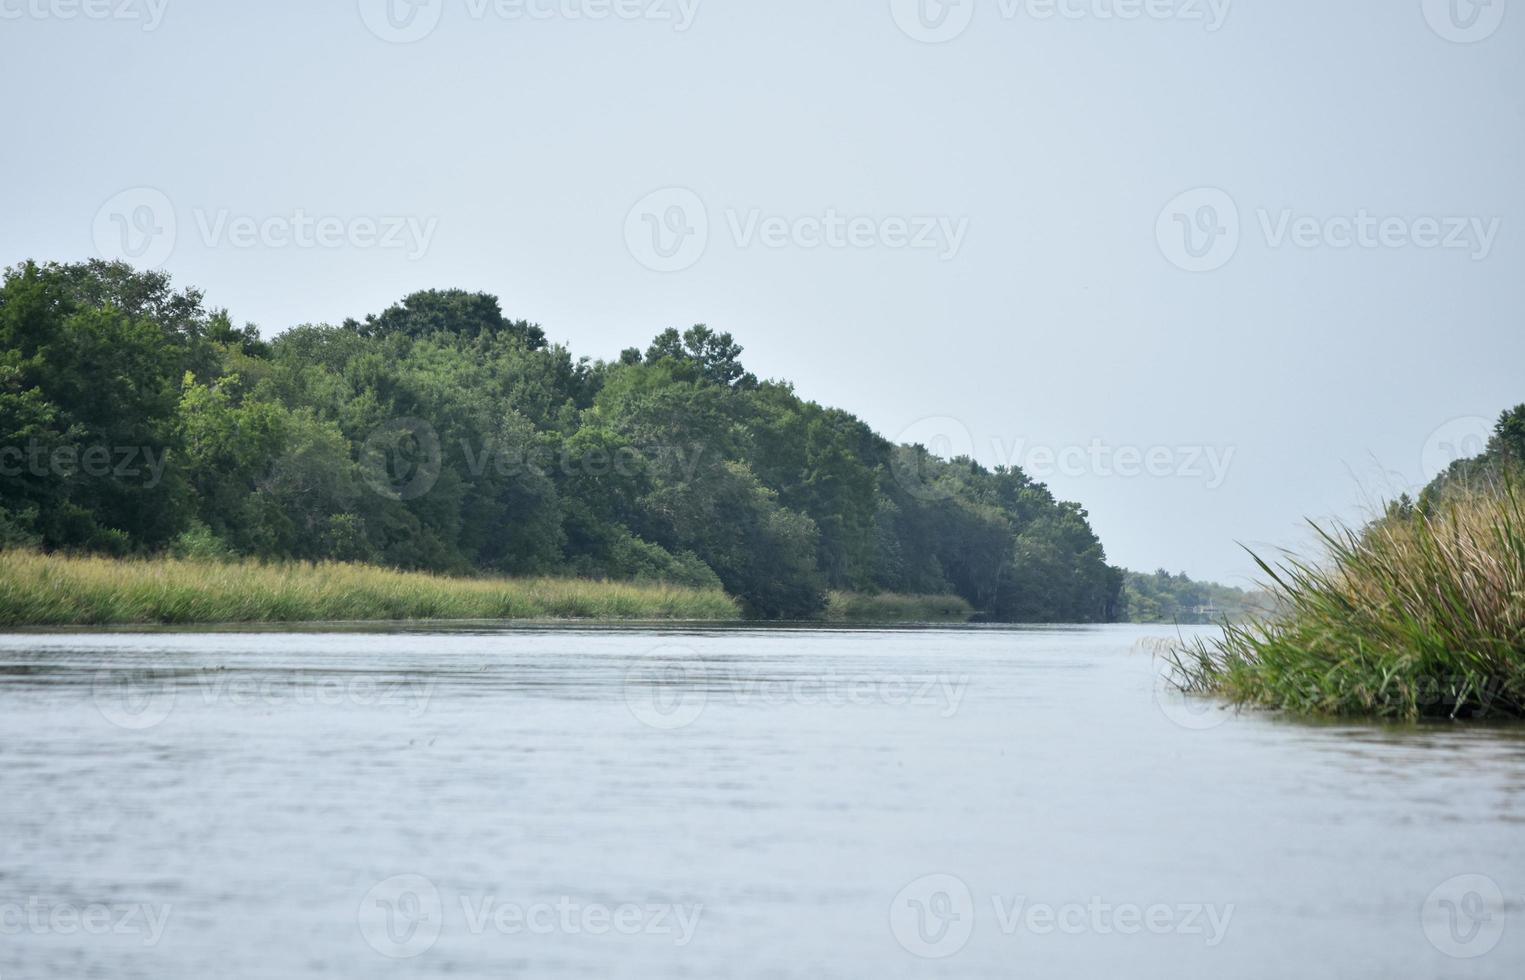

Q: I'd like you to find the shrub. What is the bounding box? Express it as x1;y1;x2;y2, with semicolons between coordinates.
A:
1172;483;1525;720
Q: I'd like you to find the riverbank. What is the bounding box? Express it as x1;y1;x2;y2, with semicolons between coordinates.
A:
0;551;742;627
0;552;983;628
1172;485;1525;720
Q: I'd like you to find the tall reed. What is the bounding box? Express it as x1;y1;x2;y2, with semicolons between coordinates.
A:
1172;485;1525;719
0;551;741;626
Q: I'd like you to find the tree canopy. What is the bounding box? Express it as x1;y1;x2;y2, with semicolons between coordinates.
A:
0;259;1126;621
1412;404;1525;516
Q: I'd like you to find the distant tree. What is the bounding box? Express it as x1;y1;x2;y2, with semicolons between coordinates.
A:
1491;405;1525;463
645;325;757;388
1419;402;1525;510
1120;568;1252;624
206;310;270;358
348;289;547;349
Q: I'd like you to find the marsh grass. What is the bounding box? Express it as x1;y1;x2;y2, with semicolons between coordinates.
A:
1171;484;1525;720
825;591;974;623
0;551;741;627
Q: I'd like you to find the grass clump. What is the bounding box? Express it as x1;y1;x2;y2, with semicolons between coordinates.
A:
0;551;741;627
1172;486;1525;720
825;591;974;623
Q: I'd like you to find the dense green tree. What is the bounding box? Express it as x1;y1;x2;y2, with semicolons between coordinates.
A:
348;289;548;350
645;325;757;388
1491;405;1525;464
0;261;203;551
0;260;1128;622
1420;403;1525;513
743;385;879;590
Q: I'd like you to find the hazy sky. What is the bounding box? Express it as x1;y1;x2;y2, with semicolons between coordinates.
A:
3;0;1521;584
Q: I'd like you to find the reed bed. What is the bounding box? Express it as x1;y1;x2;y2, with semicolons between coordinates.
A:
1172;486;1525;720
825;591;974;623
0;551;741;626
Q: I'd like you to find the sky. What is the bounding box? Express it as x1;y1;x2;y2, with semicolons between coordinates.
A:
2;0;1521;585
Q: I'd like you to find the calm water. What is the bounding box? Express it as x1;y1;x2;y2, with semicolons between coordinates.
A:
0;624;1521;978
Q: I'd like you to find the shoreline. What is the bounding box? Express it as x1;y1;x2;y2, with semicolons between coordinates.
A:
0;551;977;629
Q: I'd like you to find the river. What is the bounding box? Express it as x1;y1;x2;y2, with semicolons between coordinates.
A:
0;624;1520;978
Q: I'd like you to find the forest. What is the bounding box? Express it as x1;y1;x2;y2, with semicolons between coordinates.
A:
0;259;1127;621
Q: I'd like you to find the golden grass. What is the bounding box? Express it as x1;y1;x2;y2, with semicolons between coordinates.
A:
0;551;741;626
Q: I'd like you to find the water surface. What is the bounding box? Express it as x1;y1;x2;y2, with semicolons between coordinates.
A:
1;624;1520;978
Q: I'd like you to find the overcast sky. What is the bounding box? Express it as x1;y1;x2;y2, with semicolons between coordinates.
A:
3;0;1521;584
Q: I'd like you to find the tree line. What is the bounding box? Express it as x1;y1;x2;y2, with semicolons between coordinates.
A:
1123;569;1270;624
1407;404;1525;513
0;259;1126;620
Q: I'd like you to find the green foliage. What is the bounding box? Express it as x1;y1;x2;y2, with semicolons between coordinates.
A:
0;260;198;551
1173;485;1525;719
347;289;547;349
644;324;756;388
0;259;1127;623
1491;405;1525;464
1174;410;1525;719
825;591;974;623
169;521;236;562
1418;403;1525;512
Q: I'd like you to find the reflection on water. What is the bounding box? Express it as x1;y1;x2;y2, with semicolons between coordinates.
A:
0;624;1520;979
